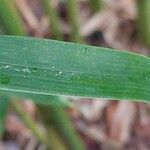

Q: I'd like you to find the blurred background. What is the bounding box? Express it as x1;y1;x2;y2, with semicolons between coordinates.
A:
0;0;150;150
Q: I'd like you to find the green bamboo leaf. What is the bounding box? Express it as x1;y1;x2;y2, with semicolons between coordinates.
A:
0;36;150;102
0;95;9;137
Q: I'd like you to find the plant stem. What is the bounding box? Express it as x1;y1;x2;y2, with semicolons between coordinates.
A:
89;0;102;12
39;105;86;150
137;0;150;48
11;100;51;149
0;0;25;35
42;0;63;40
66;0;83;43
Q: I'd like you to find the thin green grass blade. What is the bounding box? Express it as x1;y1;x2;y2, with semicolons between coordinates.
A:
42;0;63;40
0;24;5;34
3;91;70;107
39;105;86;150
0;36;150;102
66;0;83;43
137;0;150;48
89;0;102;12
0;95;9;137
0;0;25;35
11;99;52;149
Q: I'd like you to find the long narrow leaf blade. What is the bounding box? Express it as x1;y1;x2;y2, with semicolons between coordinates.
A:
0;36;150;101
2;91;69;107
0;0;25;35
0;95;9;137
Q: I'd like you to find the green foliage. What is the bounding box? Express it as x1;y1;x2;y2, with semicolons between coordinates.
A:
0;0;25;35
66;0;83;42
39;105;86;150
1;1;149;149
0;24;5;34
138;0;150;47
42;0;63;40
0;36;149;102
11;100;51;149
3;91;70;107
89;0;102;12
0;1;149;148
0;95;9;137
